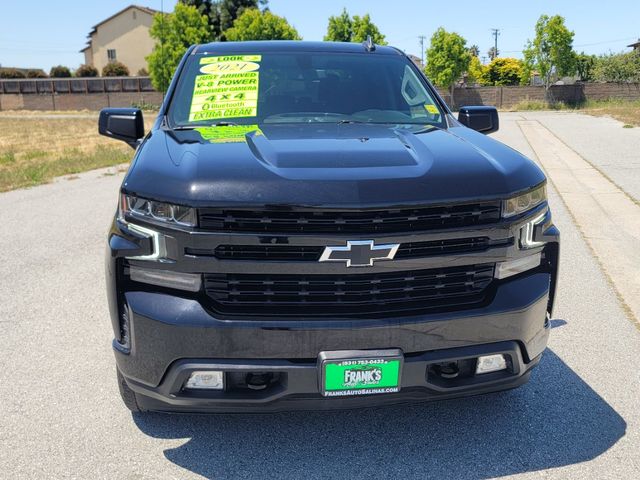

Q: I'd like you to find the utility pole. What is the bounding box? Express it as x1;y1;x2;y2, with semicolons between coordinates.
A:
418;35;426;66
160;0;165;95
490;28;500;59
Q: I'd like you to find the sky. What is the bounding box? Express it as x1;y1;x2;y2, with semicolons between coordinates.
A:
1;0;639;71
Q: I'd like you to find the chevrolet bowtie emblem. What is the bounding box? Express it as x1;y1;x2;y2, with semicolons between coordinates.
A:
319;240;400;267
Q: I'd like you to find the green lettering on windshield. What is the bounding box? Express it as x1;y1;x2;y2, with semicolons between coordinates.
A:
189;55;261;122
194;125;262;143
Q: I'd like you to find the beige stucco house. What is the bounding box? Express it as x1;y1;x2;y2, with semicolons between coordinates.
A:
81;5;157;75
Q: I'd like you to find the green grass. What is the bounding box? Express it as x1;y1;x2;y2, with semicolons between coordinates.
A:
508;99;571;111
0;146;130;192
0;151;16;165
0;113;156;192
22;149;48;160
131;100;161;111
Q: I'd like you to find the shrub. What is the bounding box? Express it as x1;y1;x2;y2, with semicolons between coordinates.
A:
136;68;149;76
593;51;640;83
467;56;488;85
50;65;72;78
102;61;129;77
75;64;98;77
26;69;48;78
0;68;26;79
485;58;526;86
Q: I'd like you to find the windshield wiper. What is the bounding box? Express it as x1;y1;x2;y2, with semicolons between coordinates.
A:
171;121;239;131
336;119;366;124
337;120;437;127
210;121;238;126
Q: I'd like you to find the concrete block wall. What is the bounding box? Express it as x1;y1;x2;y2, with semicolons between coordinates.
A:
437;83;640;110
1;78;639;112
0;92;164;111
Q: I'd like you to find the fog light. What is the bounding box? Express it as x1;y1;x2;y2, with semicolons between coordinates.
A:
495;253;541;279
476;354;507;375
129;266;202;292
185;371;224;390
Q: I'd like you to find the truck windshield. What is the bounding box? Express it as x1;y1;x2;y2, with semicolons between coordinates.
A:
167;51;446;128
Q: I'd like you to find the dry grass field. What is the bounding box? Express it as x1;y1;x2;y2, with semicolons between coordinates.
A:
579;100;640;127
0;112;156;192
1;103;637;193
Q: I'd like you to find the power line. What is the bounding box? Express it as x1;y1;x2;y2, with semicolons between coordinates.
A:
499;36;637;55
574;37;637;48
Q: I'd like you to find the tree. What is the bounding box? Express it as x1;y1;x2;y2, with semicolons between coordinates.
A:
424;27;471;104
593;51;640;83
180;0;217;25
218;0;268;38
147;3;211;92
487;46;499;61
324;9;386;45
324;8;351;42
224;9;300;41
351;14;386;44
102;61;130;77
523;14;576;90
49;65;71;78
180;0;268;40
575;52;596;82
76;64;98;77
467;56;488;85
468;44;480;57
485;57;525;86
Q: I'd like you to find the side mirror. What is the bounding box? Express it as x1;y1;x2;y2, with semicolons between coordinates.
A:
99;108;144;148
457;106;499;134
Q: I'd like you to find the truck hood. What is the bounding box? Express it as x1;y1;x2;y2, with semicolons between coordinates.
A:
124;123;545;207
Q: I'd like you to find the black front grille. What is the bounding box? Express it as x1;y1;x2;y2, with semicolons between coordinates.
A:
204;264;495;318
395;237;500;259
206;245;324;261
198;202;502;234
188;237;509;262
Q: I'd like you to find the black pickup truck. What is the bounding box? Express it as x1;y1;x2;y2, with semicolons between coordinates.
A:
101;40;559;413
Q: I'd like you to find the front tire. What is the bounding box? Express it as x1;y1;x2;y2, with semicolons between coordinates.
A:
117;369;142;412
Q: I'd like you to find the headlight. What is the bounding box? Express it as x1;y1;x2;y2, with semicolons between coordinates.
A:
119;194;197;227
502;184;547;218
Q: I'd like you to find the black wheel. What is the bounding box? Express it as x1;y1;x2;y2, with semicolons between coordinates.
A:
117;369;142;412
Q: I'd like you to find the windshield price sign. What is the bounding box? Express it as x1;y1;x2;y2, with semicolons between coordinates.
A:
189;55;261;122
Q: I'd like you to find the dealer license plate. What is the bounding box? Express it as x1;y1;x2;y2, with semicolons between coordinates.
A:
319;350;403;397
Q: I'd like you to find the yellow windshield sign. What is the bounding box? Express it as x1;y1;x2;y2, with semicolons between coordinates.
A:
200;61;260;74
424;104;439;115
195;125;262;143
189;55;261;122
200;55;262;64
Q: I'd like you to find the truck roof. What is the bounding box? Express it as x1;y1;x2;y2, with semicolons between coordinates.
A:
194;40;402;56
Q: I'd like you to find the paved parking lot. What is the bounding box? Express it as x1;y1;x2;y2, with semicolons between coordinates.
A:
1;112;639;479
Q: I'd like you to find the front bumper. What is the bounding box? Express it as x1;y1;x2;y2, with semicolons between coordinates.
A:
127;341;540;413
113;271;551;412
